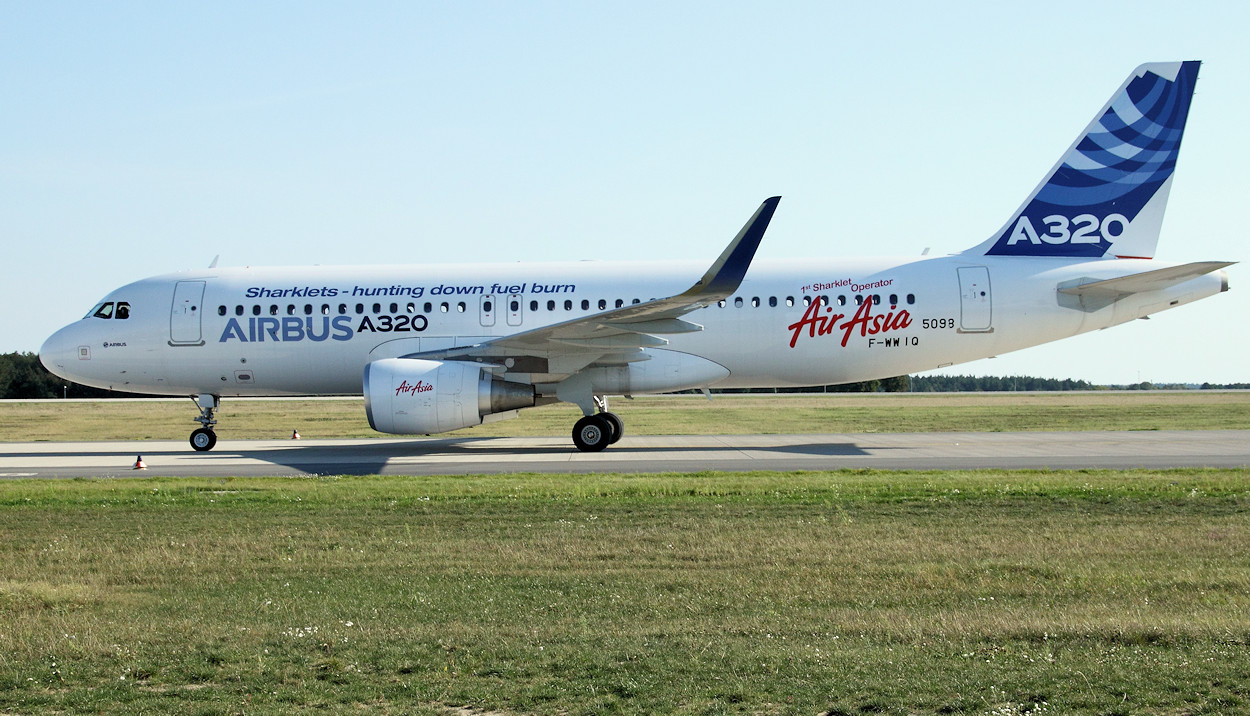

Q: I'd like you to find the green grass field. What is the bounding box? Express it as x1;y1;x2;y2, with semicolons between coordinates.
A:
4;391;1250;442
2;470;1248;714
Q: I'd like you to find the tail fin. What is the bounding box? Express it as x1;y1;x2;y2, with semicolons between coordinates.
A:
969;61;1200;259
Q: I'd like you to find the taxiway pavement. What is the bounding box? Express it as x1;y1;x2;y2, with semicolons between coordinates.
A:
2;430;1247;478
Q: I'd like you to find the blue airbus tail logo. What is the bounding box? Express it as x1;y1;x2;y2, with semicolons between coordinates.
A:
986;61;1200;257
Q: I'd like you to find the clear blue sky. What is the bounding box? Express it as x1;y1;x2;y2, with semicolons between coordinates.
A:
2;1;1245;384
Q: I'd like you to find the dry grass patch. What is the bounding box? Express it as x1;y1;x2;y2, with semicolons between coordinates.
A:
3;391;1249;442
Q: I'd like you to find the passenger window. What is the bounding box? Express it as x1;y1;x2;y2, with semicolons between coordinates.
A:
734;297;743;308
511;300;520;312
355;303;364;314
389;303;398;314
889;294;898;305
907;294;916;305
838;295;847;306
406;303;415;313
717;300;726;308
547;300;556;311
530;300;538;311
768;297;777;307
303;304;313;315
581;299;590;310
803;296;811;306
235;305;244;316
270;305;279;316
855;295;863;305
424;302;432;313
564;300;573;311
483;300;493;313
615;299;624;308
339;304;348;315
218;305;227;316
632;299;641;304
786;297;794;307
287;305;296;315
819;295;829;307
440;303;449;313
873;294;880;305
252;305;261;316
457;302;466;313
751;297;760;307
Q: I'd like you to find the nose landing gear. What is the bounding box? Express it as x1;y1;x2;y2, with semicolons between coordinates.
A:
189;394;219;452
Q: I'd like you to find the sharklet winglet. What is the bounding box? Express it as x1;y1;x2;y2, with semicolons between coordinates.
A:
684;196;780;301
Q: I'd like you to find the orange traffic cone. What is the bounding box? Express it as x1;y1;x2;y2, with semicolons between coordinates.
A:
291;429;301;440
133;455;147;470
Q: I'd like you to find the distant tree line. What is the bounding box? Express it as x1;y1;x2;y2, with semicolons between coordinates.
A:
1107;381;1250;391
713;376;911;394
908;374;1095;392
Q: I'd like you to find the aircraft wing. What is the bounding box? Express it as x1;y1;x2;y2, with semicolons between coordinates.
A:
406;196;781;380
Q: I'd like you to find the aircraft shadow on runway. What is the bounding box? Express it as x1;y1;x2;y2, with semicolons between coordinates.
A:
230;437;878;476
4;437;882;478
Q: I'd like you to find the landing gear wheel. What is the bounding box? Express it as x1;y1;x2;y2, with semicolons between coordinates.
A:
190;428;217;452
572;415;611;452
601;412;624;445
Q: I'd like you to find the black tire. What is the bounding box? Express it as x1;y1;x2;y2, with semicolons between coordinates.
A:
190;428;217;452
601;412;624;444
572;415;611;452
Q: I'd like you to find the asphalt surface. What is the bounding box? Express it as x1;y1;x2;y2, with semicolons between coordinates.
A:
2;430;1247;477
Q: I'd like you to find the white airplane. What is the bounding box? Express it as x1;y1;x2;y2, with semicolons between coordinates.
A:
41;61;1232;453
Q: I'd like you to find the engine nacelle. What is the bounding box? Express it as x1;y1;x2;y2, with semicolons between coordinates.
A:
364;358;535;435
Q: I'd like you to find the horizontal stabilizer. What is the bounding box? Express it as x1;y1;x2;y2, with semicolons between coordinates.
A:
1058;261;1233;298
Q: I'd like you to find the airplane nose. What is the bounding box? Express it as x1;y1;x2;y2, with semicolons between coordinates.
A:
40;325;80;379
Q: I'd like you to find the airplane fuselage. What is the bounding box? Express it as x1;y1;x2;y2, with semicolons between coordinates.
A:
41;254;1227;398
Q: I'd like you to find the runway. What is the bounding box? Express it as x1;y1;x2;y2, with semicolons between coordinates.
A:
2;430;1247;478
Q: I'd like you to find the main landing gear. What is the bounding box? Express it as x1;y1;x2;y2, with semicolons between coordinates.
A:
190;394;219;452
571;396;624;452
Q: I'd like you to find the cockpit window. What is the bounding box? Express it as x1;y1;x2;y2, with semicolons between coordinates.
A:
85;300;131;319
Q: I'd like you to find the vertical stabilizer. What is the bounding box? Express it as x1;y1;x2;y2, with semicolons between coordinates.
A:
968;61;1200;259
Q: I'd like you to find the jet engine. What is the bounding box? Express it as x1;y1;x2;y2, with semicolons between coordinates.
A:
364;358;535;435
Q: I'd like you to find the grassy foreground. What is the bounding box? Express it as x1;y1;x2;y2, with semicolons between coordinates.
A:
2;470;1248;714
4;391;1250;442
